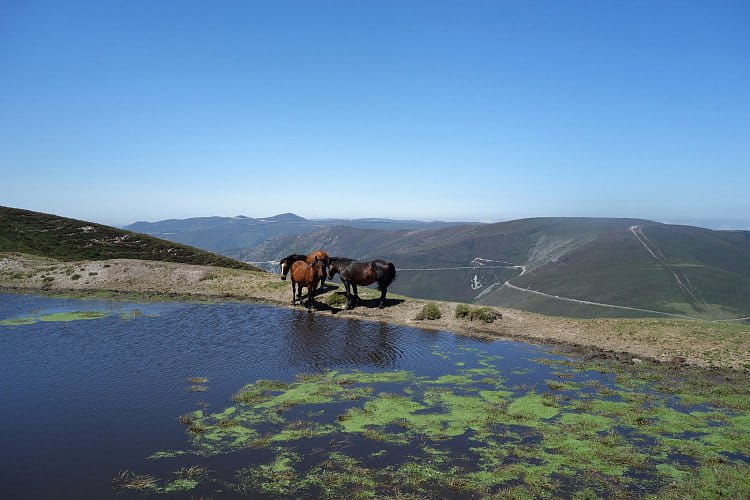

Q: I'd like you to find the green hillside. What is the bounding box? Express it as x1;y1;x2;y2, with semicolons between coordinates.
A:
0;206;258;270
236;218;750;319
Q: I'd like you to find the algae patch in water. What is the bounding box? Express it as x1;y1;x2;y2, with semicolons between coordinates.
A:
1;310;108;325
142;348;750;498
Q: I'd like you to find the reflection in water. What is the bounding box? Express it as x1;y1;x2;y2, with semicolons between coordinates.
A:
284;311;403;369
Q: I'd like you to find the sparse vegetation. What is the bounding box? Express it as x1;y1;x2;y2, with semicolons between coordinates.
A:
415;303;441;320
112;470;158;492
70;273;81;280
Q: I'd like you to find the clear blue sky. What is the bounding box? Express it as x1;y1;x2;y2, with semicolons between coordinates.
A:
1;1;748;227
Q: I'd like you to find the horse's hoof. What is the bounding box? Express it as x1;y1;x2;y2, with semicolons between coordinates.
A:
378;304;385;309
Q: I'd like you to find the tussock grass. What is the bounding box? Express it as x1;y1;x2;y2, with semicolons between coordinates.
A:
455;304;502;323
415;303;441;320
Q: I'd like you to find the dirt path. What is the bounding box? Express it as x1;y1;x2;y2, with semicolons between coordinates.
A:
630;225;707;310
1;253;748;369
501;281;699;319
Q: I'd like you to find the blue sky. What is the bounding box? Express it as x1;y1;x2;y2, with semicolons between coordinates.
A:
1;1;748;227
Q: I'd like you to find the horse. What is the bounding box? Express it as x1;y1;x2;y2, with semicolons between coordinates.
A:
279;250;330;289
290;257;327;309
327;257;397;309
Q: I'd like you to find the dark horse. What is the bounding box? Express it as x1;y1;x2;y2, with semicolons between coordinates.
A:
327;257;397;309
279;250;330;290
289;257;327;309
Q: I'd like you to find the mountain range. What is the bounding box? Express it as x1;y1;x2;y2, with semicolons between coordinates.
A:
125;214;470;253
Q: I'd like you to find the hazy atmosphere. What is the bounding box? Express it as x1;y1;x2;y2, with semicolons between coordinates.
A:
2;1;748;227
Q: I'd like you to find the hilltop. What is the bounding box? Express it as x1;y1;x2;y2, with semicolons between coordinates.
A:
234;217;750;320
0;206;257;270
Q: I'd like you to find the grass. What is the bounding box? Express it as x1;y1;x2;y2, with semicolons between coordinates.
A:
325;292;348;306
415;302;441;320
112;470;158;492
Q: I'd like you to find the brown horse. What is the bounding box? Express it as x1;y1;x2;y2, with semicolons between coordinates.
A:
290;257;327;309
327;257;397;309
280;250;330;290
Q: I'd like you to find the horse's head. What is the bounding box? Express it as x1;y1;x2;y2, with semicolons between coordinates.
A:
279;258;289;280
312;257;326;279
327;261;338;280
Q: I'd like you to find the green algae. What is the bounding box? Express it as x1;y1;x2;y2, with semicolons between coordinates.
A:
141;351;750;498
506;393;559;421
0;317;36;326
1;310;108;325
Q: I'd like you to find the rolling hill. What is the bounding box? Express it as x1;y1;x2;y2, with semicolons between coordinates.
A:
231;218;750;319
125;214;470;253
0;206;257;270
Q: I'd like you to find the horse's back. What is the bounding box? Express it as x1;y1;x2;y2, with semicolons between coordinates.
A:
307;249;329;264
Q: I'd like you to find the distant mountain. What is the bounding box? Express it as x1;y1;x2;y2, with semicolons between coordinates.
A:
235;217;750;319
125;214;470;253
0;206;257;270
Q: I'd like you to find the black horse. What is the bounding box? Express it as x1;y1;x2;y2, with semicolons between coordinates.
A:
327;257;397;309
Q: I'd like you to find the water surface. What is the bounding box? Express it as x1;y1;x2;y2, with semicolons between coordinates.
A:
1;293;747;498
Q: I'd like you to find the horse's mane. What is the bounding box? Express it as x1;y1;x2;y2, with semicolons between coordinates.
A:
281;254;308;263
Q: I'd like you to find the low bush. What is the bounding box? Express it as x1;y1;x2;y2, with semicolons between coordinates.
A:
415;303;441;320
454;304;471;319
454;304;501;323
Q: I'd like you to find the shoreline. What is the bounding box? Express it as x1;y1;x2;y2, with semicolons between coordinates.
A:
1;253;749;371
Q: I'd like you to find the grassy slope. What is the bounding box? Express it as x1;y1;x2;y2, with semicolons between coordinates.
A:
0;206;257;270
236;217;750;319
504;223;750;318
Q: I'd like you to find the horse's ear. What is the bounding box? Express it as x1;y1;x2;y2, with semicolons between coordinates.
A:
314;256;319;262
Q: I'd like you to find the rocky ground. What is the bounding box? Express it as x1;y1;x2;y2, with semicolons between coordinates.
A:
2;252;748;370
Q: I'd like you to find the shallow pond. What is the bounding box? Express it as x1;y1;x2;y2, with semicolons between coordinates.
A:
1;293;748;499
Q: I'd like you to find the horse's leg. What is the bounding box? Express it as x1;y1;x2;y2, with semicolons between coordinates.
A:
378;284;387;309
305;285;313;310
291;279;297;305
351;283;359;306
343;280;354;309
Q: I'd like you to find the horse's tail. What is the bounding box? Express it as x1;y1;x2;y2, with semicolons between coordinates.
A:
378;262;397;291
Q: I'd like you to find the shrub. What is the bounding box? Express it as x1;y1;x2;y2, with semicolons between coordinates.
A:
469;306;501;323
70;273;81;280
415;303;441;320
455;304;501;323
454;304;471;319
